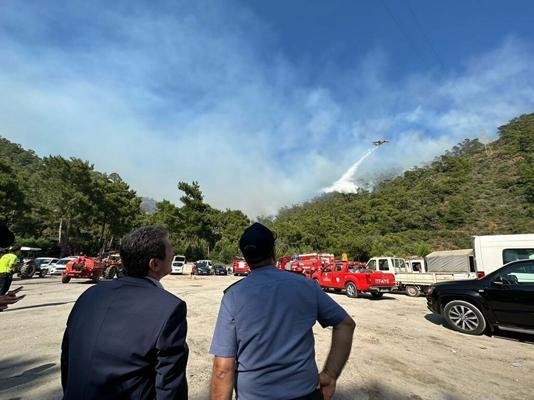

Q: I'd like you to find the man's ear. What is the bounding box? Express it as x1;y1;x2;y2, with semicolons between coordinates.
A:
148;258;159;272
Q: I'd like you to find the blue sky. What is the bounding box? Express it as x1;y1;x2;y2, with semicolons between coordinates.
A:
1;0;533;216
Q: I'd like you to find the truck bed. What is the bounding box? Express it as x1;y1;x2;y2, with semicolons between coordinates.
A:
395;272;476;285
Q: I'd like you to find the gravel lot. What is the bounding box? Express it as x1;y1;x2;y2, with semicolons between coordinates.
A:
2;274;533;400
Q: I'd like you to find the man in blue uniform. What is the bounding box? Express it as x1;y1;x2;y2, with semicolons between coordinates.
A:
210;223;355;400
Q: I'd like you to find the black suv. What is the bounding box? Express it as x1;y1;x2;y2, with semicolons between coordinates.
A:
427;259;534;335
194;262;212;275
213;265;228;275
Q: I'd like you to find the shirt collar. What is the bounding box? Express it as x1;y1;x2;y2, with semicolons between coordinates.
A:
144;276;164;289
249;264;277;274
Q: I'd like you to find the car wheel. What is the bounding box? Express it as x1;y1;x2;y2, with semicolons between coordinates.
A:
444;300;487;335
371;292;384;299
345;282;359;298
62;276;71;284
405;285;421;297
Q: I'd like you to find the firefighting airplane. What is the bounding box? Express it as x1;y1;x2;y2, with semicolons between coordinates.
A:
372;139;389;146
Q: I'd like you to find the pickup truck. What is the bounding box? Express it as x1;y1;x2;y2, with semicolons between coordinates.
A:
311;261;395;299
367;257;476;297
233;259;250;276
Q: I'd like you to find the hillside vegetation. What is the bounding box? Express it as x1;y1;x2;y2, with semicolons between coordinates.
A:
262;114;534;260
1;113;533;261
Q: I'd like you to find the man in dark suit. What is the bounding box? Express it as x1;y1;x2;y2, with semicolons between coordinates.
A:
61;226;188;400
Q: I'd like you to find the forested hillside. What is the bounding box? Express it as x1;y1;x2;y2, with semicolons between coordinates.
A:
1;113;533;262
0;139;249;261
262;114;534;260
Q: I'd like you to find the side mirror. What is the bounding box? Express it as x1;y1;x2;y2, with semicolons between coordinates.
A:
491;278;504;288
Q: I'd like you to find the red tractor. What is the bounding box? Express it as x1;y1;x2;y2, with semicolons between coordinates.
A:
62;256;106;283
101;252;123;279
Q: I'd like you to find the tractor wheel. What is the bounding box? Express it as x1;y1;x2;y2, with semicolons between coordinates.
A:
62;276;71;284
345;282;359;298
105;266;117;279
371;292;384;299
20;263;36;279
405;285;421;297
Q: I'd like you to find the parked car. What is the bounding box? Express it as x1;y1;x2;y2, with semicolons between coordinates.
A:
196;259;213;273
427;259;534;335
193;261;212;276
213;264;228;275
49;256;77;275
32;257;59;277
171;255;186;274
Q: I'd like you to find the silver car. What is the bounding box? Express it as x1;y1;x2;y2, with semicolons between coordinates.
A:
49;257;77;275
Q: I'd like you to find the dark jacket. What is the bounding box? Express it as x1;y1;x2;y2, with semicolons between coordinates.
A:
61;276;188;400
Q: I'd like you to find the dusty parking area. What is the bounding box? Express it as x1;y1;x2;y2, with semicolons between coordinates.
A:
1;274;533;400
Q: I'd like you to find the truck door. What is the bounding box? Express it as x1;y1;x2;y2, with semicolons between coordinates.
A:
483;261;534;328
321;265;333;285
378;259;391;273
332;263;345;289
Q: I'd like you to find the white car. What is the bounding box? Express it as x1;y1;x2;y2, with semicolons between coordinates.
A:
172;255;186;274
33;257;59;276
49;256;77;275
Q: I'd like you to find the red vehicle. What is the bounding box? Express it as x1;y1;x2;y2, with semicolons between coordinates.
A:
280;253;335;277
233;259;250;276
62;256;106;283
312;261;395;298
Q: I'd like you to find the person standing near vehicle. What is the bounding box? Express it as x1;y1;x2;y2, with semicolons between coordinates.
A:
0;223;24;310
210;223;356;400
0;245;21;295
61;226;189;399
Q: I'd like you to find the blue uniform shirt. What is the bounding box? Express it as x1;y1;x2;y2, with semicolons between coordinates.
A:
209;265;348;400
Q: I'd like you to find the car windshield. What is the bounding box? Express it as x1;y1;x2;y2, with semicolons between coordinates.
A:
56;259;71;265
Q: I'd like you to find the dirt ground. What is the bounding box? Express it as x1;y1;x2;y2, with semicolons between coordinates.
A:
1;274;533;400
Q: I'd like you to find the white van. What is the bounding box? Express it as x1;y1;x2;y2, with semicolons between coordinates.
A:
171;255;186;274
473;234;534;276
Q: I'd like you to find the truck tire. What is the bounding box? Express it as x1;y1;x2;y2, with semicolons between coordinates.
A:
20;263;36;279
371;292;384;299
62;276;71;284
345;282;359;298
405;285;421;297
443;300;487;335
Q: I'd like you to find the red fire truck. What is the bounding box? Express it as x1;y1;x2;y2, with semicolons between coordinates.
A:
233;258;250;276
280;253;335;277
